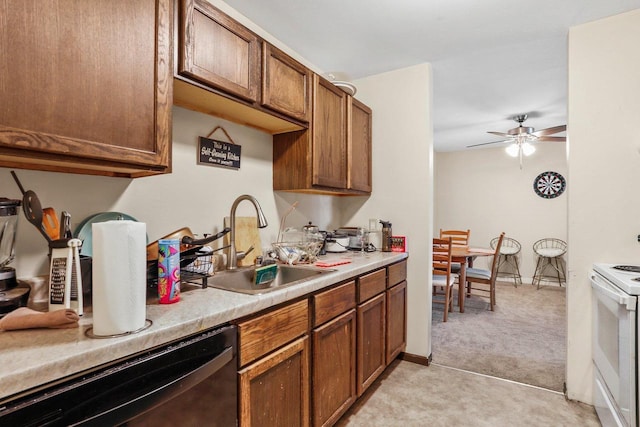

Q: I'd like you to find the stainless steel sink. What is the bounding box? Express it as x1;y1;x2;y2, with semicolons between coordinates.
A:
206;265;334;294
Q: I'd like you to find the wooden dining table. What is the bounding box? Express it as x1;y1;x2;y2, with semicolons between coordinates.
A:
451;246;495;313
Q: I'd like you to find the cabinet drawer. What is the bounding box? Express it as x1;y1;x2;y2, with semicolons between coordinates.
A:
358;269;386;303
238;299;309;366
313;281;355;327
387;260;407;288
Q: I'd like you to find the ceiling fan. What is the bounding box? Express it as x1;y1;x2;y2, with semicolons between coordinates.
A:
467;114;566;168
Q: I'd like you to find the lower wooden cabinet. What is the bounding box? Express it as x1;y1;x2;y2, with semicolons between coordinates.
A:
239;336;310;427
356;292;386;396
236;259;407;427
312;310;356;427
386;280;407;365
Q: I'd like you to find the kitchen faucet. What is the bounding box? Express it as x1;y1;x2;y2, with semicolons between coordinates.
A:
227;195;268;269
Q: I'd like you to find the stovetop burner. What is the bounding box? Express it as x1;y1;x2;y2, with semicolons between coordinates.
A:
612;265;640;273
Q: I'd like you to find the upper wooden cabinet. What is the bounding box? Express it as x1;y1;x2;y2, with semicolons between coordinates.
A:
262;44;312;123
312;76;348;189
178;0;260;103
273;75;372;195
0;0;173;177
174;1;308;134
348;98;373;192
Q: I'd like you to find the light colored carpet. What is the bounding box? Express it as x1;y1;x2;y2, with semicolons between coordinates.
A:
431;280;566;392
337;361;598;427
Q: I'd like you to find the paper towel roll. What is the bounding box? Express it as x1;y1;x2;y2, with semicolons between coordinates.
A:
92;220;147;336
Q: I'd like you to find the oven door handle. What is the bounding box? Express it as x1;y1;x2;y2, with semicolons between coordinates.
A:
72;345;234;426
590;272;636;311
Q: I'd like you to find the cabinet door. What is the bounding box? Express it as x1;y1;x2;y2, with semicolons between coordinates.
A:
262;44;311;122
0;0;172;177
239;336;310;427
356;292;386;396
312;310;356;427
179;0;260;103
312;75;347;189
386;281;407;365
348;98;372;192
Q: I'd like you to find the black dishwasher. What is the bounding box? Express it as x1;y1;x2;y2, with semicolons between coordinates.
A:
0;324;237;426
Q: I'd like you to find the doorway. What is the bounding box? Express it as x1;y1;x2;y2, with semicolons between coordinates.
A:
432;147;568;391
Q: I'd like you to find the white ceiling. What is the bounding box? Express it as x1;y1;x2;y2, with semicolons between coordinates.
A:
226;0;640;151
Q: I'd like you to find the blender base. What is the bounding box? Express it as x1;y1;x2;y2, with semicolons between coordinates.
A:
0;267;18;291
0;282;30;317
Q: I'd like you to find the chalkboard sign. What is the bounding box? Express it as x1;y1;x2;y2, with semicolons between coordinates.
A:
198;137;241;170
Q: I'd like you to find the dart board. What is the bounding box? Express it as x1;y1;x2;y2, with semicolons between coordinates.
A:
533;171;566;199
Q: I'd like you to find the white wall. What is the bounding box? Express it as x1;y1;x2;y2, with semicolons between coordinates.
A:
342;64;433;358
434;144;568;279
0;107;336;279
567;8;640;404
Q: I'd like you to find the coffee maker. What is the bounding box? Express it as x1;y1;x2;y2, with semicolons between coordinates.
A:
0;198;30;316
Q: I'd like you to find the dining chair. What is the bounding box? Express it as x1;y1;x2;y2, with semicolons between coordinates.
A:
532;238;567;289
439;229;470;247
465;232;505;311
491;236;523;287
433;237;456;322
440;229;470;273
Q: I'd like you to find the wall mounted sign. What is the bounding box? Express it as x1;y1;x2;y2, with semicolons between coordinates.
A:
198;126;241;170
533;171;566;199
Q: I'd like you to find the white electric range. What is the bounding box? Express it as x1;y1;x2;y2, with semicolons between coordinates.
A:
591;263;640;427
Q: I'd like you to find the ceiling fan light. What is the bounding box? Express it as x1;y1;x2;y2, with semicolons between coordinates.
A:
505;143;519;157
522;142;536;156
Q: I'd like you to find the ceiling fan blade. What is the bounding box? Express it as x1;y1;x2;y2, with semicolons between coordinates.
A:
536;136;566;142
487;131;511;138
532;125;566;137
467;139;509;148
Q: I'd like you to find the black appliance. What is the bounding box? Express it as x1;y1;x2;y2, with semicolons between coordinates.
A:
0;197;30;316
0;324;237;426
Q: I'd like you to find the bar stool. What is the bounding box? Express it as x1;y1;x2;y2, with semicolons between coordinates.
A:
490;236;522;287
532;238;567;288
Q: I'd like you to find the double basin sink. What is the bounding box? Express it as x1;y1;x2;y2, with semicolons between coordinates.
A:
203;264;335;295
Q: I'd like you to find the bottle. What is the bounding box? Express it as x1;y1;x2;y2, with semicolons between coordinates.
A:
380;220;392;252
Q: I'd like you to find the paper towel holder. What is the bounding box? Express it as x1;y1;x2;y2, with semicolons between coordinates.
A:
84;319;153;339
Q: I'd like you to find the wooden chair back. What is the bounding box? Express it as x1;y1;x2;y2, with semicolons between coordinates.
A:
464;232;505;311
433;237;453;278
433;237;454;322
440;229;470;248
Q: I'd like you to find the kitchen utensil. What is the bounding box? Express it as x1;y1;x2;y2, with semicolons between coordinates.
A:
61;211;72;239
48;238;84;314
146;227;230;262
10;171;51;243
42;207;60;240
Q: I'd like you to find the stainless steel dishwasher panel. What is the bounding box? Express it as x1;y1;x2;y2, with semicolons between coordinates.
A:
0;324;238;426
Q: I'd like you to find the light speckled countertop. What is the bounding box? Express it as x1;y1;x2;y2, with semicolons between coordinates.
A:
0;251;407;402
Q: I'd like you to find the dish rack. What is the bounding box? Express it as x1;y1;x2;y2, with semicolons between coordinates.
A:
271;241;323;265
181;250;214;288
147;249;213;290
